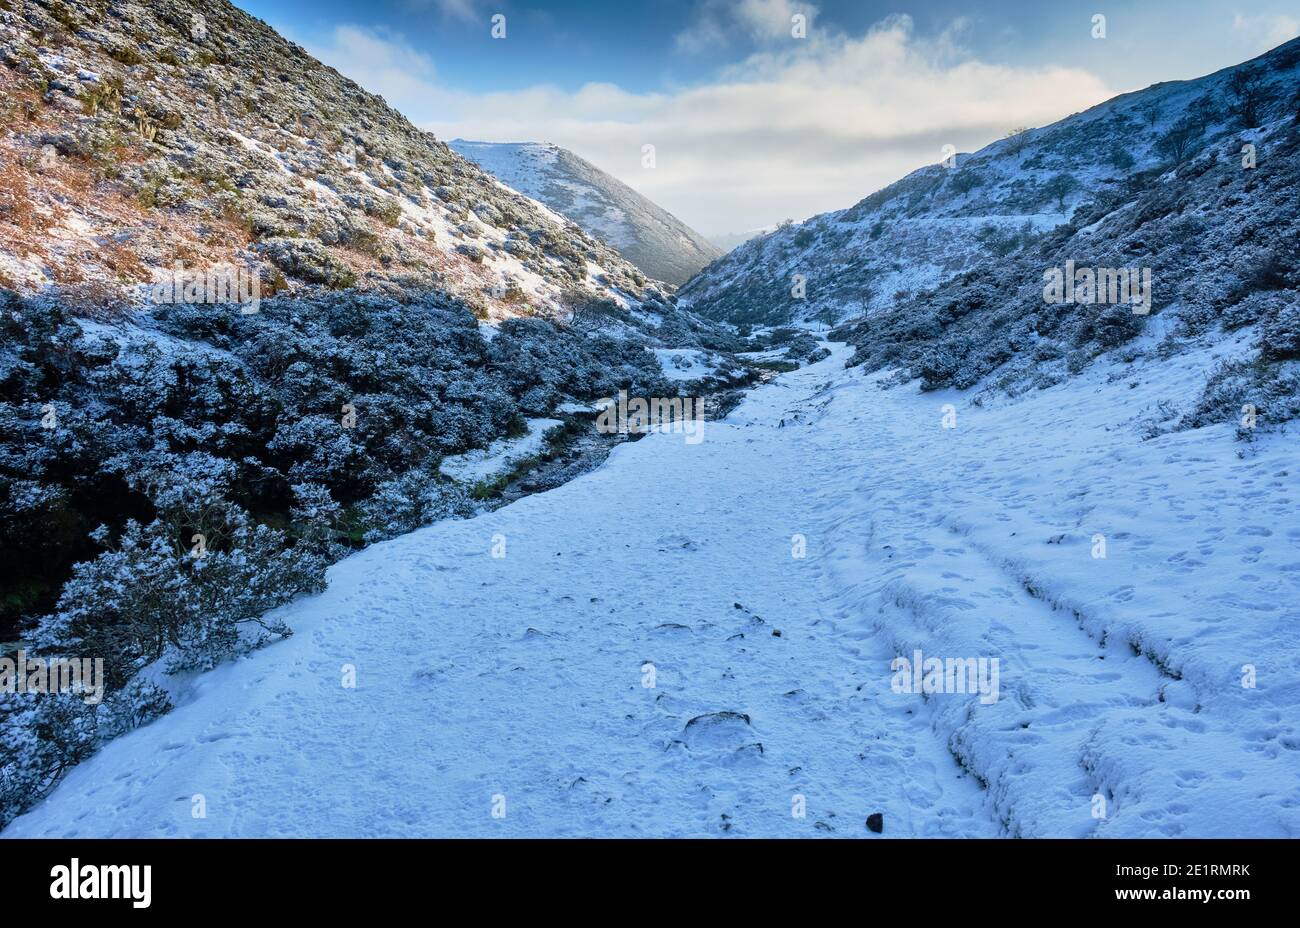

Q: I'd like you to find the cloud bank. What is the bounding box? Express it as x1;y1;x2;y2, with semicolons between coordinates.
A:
307;14;1118;233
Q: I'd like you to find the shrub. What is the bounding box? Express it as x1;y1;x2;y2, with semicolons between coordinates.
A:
916;344;962;390
33;507;323;681
0;679;172;828
1156;119;1201;165
366;196;403;228
1075;302;1146;350
1258;300;1300;362
108;44;143;66
355;468;473;544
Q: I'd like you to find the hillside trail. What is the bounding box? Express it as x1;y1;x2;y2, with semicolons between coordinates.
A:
6;342;1013;837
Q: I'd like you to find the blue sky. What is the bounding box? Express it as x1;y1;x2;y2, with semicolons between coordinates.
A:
233;0;1300;233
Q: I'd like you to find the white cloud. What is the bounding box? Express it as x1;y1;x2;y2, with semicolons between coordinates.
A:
676;0;820;52
307;25;437;110
307;16;1117;234
404;0;488;25
1231;12;1300;53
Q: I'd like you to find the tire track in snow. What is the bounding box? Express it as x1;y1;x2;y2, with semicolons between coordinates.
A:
806;357;1297;837
805;364;1167;836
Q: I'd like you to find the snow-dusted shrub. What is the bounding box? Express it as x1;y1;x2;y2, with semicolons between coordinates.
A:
561;289;626;334
1258;299;1300;362
0;692;99;828
654;312;702;348
948;168;984;195
289;482;347;561
33;509;321;679
1065;349;1091;374
1031;339;1067;362
916;343;963;391
1073;301;1147;350
784;333;831;365
1106;147;1137;171
1234;248;1294;300
256;237;357;288
267;414;373;498
0;678;172;829
354;467;474;544
489;317;668;405
1211;287;1292;333
1182;357;1300;433
975;223;1028;258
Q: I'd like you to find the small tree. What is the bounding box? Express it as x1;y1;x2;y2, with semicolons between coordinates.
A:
1004;127;1031;156
1043;173;1080;211
1227;67;1269;129
561;288;622;334
1156;119;1201;165
857;285;874;319
814;304;844;332
1106;147;1136;172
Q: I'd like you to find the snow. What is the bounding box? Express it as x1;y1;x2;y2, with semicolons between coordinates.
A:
447;139;721;286
4;341;1298;838
449;141;637;247
651;348;716;382
439;418;562;484
303;178;340;203
227;130;294;178
556;401;597;414
0;251;46;289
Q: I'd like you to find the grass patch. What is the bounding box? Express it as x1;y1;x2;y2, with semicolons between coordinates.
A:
108;44;143;66
750;359;799;374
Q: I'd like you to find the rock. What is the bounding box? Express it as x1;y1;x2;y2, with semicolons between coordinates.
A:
866;812;884;833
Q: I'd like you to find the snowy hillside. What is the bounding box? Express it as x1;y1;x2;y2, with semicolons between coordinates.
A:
706;228;769;253
0;0;687;321
0;0;747;829
450;140;722;287
679;38;1300;329
2;2;1298;844
6;340;1297;838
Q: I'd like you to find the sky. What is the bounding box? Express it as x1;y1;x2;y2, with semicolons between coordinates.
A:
233;0;1300;236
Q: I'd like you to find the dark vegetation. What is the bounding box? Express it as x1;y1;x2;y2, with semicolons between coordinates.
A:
0;286;672;824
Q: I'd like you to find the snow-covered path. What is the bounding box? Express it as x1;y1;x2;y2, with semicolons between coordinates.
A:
4;344;994;837
6;339;1298;838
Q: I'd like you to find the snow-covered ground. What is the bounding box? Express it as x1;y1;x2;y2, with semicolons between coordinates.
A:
439;418;563;484
5;342;1297;838
650;348;716;383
